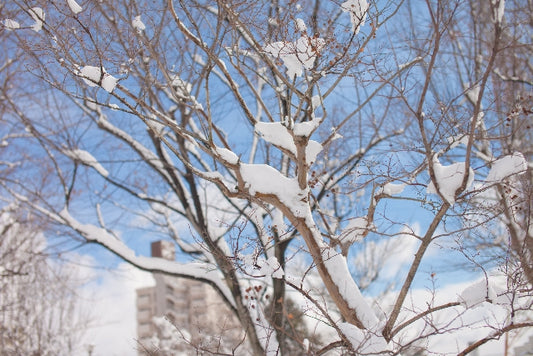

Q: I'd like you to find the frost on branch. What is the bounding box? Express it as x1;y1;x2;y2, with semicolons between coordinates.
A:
264;31;325;78
57;208;235;305
169;75;203;110
341;0;369;34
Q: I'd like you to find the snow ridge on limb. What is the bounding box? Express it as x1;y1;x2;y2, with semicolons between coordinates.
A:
57;207;237;309
240;163;307;216
322;247;379;328
62;148;109;177
96;116;175;183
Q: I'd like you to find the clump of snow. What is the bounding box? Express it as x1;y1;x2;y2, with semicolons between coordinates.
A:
79;66;118;93
132;15;146;32
464;83;481;104
240;164;307;216
255;121;322;164
264;31;325;78
3;19;20;30
302;339;309;351
295;18;307;32
271;208;287;233
380;182;406;196
340;216;372;245
307;142;323;165
458;279;497;309
67;0;83;15
341;0;368;34
100;75;118;93
293;118;321;137
485;152;527;182
492;0;505;24
427;156;474;205
311;95;321;109
214;146;239;165
63;148;109;177
255;122;294;153
257;256;284;279
29;7;45;32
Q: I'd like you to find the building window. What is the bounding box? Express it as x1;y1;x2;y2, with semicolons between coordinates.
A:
166;298;175;310
138;322;152;337
138;308;151;321
138;294;150;305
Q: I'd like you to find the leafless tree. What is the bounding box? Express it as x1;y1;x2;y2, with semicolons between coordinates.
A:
1;0;532;354
0;206;90;355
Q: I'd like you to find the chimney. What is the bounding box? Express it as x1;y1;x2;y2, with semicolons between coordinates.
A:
151;240;175;261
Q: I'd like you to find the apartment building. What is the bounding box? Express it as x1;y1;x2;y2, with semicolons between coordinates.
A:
136;240;245;354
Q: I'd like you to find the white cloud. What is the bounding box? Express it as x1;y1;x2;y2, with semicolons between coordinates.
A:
80;262;155;355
